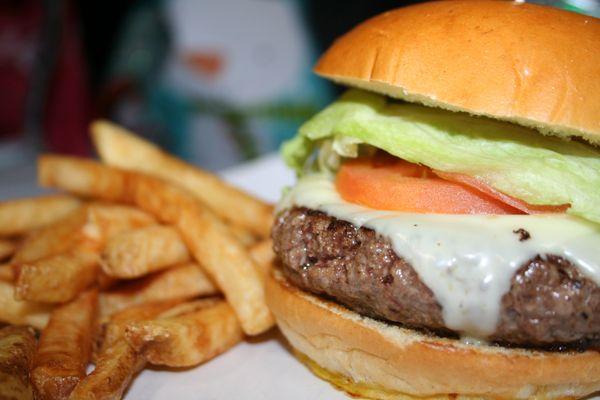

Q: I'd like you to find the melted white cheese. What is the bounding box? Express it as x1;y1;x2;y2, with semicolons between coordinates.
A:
279;174;600;338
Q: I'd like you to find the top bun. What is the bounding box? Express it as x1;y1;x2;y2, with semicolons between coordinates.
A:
315;1;600;145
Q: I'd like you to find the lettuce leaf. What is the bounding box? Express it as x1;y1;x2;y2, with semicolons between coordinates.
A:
282;89;600;224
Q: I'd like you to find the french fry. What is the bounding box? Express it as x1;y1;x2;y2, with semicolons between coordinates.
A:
0;280;51;329
39;156;274;335
0;195;80;237
97;299;194;362
0;263;14;282
229;224;257;247
0;325;37;400
91;120;273;237
32;289;97;400
13;203;155;264
12;203;155;303
68;340;142;400
151;298;220;320
81;300;190;399
83;203;155;244
13;208;87;264
101;225;190;279
125;300;243;367
0;239;16;261
140;182;274;334
99;262;218;319
97;271;118;291
249;239;275;279
103;300;184;350
15;248;99;303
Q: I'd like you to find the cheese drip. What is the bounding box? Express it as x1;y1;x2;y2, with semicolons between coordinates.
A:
279;174;600;338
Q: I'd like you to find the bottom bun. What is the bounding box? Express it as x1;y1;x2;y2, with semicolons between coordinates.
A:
265;268;600;400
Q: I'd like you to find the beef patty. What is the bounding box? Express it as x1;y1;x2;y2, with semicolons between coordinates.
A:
272;207;600;349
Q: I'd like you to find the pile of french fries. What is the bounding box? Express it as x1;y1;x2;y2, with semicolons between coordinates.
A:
0;121;276;400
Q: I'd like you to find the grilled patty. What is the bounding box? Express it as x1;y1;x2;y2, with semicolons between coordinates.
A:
272;207;600;349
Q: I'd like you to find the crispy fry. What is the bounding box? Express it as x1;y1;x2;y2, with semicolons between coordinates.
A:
0;239;16;261
177;208;274;335
13;203;155;303
249;239;275;279
0;263;14;282
99;262;218;319
101;225;190;279
39;156;274;335
0;325;37;400
85;300;189;398
77;299;202;399
0;195;81;237
91;120;273;237
96;271;118;291
13;208;87;264
103;301;183;350
0;280;51;329
83;203;155;244
16;248;99;303
68;340;143;400
142;190;273;334
32;290;97;400
125;300;243;367
152;298;221;320
228;224;257;247
13;203;154;264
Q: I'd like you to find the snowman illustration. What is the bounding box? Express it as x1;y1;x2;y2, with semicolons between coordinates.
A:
162;0;329;169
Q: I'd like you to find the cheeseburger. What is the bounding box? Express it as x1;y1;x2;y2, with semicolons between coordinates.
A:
265;1;600;399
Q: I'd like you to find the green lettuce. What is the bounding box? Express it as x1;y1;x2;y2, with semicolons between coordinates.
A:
282;89;600;224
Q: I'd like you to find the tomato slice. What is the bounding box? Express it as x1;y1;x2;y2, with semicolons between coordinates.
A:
432;170;569;214
335;157;566;215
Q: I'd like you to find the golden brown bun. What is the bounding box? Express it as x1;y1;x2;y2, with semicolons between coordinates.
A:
315;1;600;145
266;268;600;400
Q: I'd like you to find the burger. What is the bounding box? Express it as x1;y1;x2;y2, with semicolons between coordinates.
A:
265;1;600;399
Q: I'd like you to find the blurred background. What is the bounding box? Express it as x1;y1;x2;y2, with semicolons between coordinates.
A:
1;0;599;172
